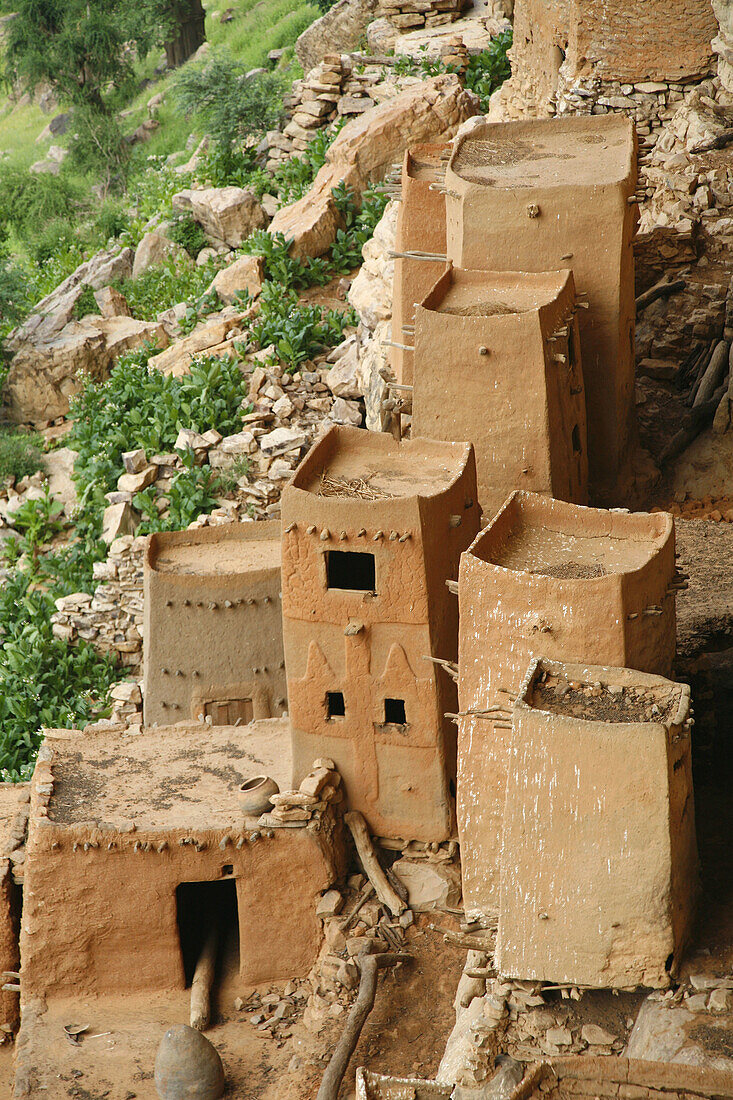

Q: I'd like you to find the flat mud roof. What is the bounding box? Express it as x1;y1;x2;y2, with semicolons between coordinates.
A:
293;425;471;501
147;519;281;577
45;719;292;831
421;268;570;317
530;671;682;725
449;115;634;189
470;492;672;579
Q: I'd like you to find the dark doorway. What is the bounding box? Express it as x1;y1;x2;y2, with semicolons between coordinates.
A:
175;879;239;987
326;550;376;592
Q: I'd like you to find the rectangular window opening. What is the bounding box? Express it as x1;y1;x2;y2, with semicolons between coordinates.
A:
326;550;375;592
384;698;406;724
327;691;345;718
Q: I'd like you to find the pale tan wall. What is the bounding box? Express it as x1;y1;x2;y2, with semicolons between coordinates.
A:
445;117;637;503
496;663;696;988
456;494;677;915
391;145;449;387
510;0;571;114
143;522;286;726
569;0;718;83
21;819;338;998
515;1057;733;1100
412;268;587;518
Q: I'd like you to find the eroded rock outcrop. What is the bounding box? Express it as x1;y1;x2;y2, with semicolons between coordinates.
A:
172;186;268;249
268;74;479;258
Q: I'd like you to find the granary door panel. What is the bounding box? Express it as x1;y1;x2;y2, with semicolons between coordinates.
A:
204;698;254;725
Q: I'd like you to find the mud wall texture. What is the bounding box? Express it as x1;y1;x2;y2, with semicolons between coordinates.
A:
0;862;19;1036
391;144;449;387
21;814;339;999
143;521;286;726
514;1057;733;1099
445;115;637;503
496;660;698;989
282;426;480;842
413;267;587;517
456;493;677;917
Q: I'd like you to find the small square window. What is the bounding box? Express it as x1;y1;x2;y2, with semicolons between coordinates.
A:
384;698;406;724
327;691;345;718
326;550;375;592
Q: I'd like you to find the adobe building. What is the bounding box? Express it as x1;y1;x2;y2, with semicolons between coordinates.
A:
281;424;480;843
19;721;344;1001
500;0;717;119
457;491;677;917
390;143;450;387
143;520;286;727
0;784;26;1042
496;658;698;990
444;115;637;503
412;266;588;517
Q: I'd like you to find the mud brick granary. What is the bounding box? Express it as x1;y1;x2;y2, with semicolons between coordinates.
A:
496;658;698;989
143;520;286;727
457;490;677;917
281;424;480;842
412;265;587;516
444;115;637;502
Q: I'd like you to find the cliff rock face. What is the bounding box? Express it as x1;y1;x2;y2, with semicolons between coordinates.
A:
268;74;480;258
713;0;733;89
296;0;379;72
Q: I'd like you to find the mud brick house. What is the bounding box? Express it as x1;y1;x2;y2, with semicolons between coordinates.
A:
281;424;480;842
497;658;698;989
0;784;26;1041
412;266;587;516
444;115;637;502
390;143;450;387
509;0;717;116
143;519;286;727
457;490;677;917
19;723;343;1000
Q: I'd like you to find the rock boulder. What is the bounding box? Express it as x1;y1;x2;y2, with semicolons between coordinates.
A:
296;0;379;72
172;187;267;248
268;74;479;258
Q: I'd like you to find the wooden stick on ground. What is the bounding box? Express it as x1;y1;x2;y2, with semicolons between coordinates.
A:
190;923;219;1031
316;952;411;1100
635;277;686;313
345;811;407;917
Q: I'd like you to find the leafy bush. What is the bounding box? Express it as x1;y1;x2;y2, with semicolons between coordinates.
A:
0;571;121;781
465;29;512;110
0;430;44;482
113;253;221;320
0;261;34;331
131;157;193;226
94;200;132;243
197;144;272;194
168;213;208;259
172;51;286;151
0;167;86;237
72;284;100;321
133;459;222;534
249;282;356;369
330;183;388;272
69;348;252;538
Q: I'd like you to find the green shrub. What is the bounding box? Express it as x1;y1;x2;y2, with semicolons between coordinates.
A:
0;167;86;237
248;282;356;369
197;145;272;193
68;347;252;538
0;262;35;332
0;570;120;780
113;253;221;320
172;51;286;151
134;459;222;534
131;157;193;226
94;200;132;243
28;217;80;266
465;29;513;109
0;429;44;482
168;213;208;259
72;284;99;321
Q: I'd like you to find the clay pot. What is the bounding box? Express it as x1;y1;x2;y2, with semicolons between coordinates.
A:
237;774;279;817
154;1024;225;1100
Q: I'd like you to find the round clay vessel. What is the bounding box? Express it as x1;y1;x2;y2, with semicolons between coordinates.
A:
154;1024;225;1100
237;774;279;816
